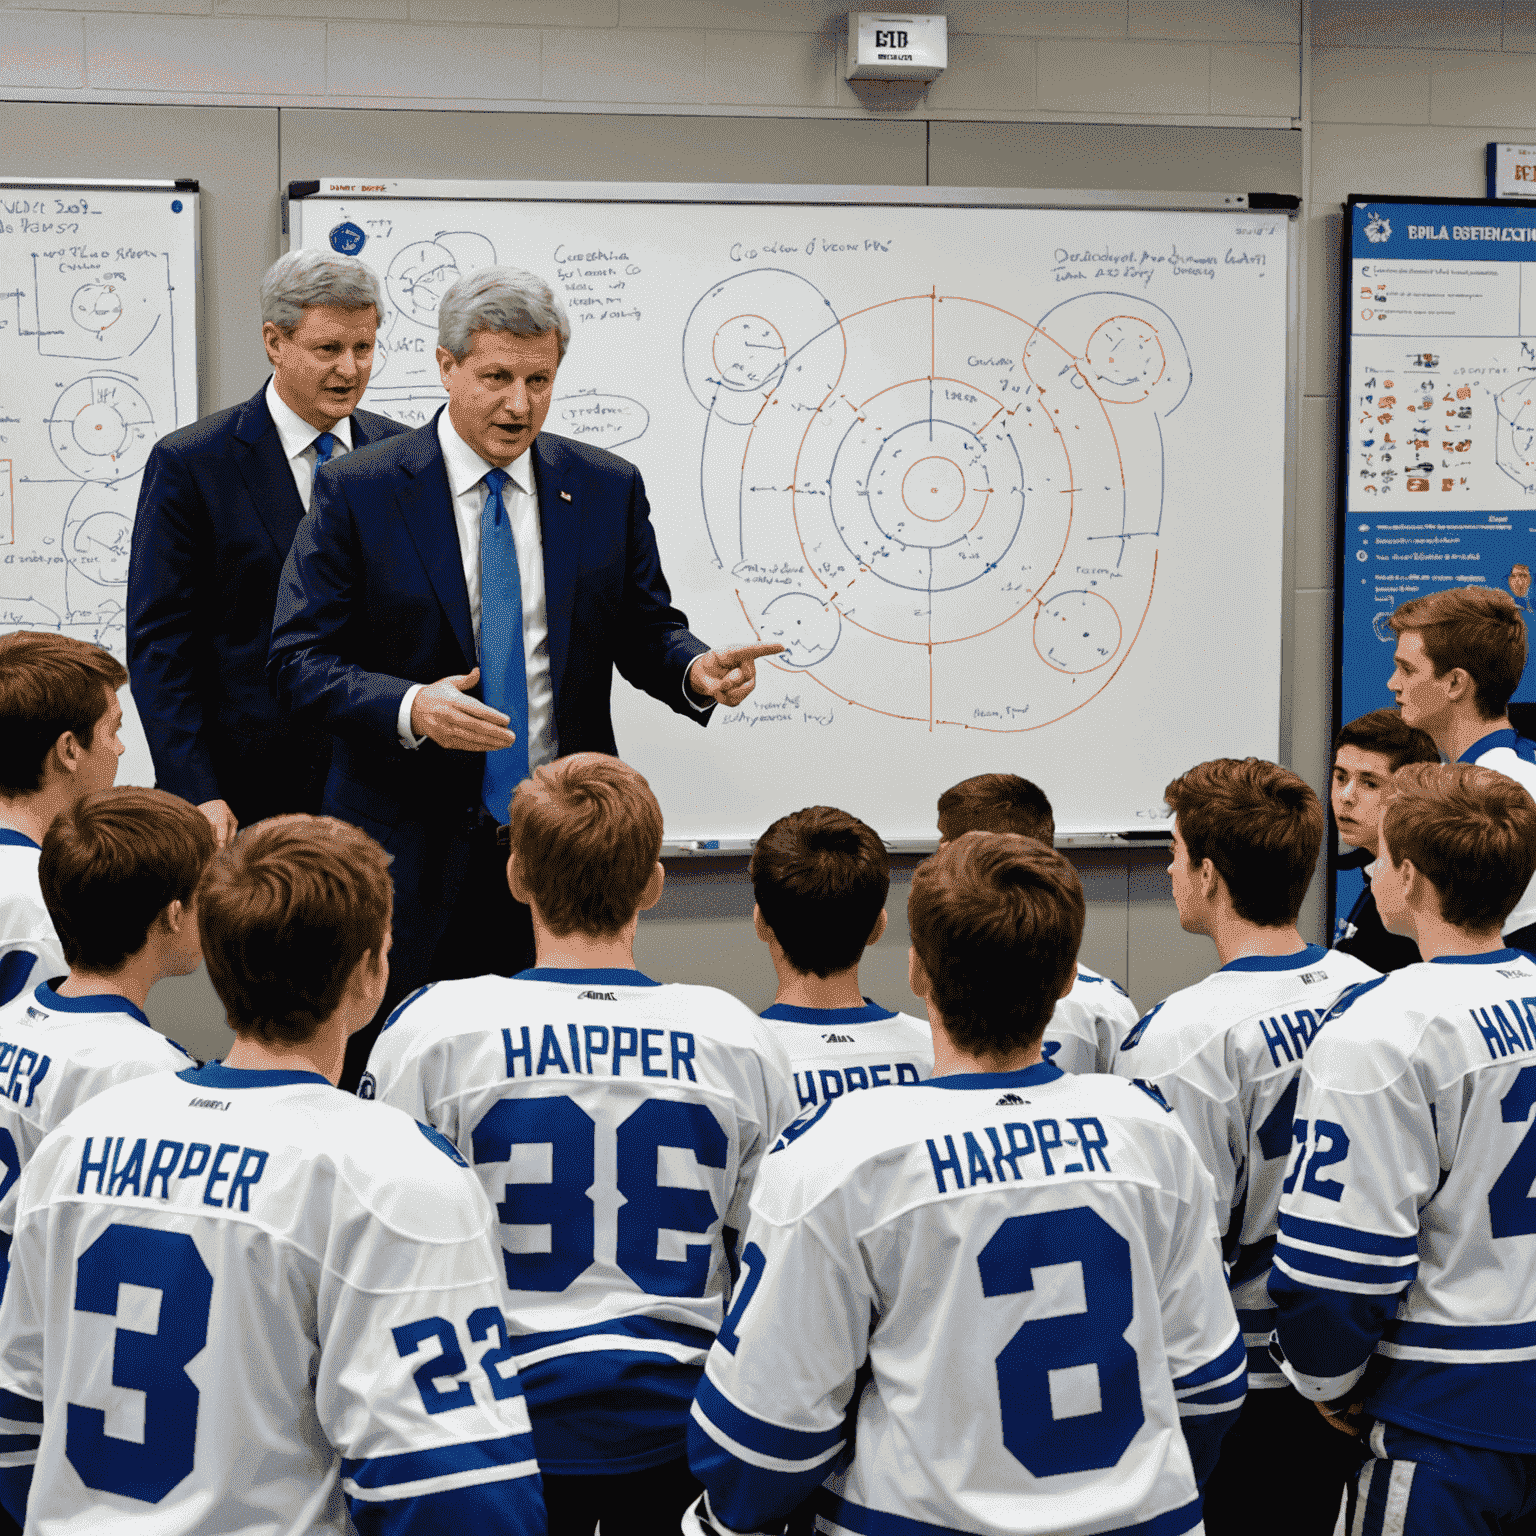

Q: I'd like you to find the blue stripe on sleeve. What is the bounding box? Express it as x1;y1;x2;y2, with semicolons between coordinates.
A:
1278;1214;1418;1258
1270;1265;1398;1381
687;1411;841;1534
814;1490;1203;1536
0;1436;39;1454
0;1392;42;1425
1367;1359;1536;1454
1172;1332;1245;1393
1274;1243;1417;1288
1180;1379;1246;1408
1385;1319;1536;1352
347;1468;545;1536
341;1432;537;1491
693;1375;844;1463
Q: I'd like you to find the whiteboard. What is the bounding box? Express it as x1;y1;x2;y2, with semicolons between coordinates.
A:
0;181;199;789
292;181;1294;845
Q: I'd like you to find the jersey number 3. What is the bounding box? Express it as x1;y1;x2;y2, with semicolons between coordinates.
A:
978;1207;1144;1477
67;1223;212;1503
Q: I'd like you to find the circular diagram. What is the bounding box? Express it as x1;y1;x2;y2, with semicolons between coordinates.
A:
386;231;497;327
48;376;155;482
63;484;133;588
71;283;123;334
692;280;1189;731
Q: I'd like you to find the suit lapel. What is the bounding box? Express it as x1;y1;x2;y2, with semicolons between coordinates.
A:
533;434;580;702
394;419;476;669
233;384;306;558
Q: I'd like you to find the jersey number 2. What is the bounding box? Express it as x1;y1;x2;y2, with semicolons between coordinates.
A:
67;1223;212;1503
1490;1065;1536;1239
977;1207;1144;1478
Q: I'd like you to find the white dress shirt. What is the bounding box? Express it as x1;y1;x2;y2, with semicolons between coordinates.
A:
396;411;557;767
264;377;353;512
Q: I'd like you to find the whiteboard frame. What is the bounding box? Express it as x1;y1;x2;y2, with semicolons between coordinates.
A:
289;179;1301;854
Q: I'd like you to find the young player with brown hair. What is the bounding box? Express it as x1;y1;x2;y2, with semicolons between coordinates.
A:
365;753;796;1536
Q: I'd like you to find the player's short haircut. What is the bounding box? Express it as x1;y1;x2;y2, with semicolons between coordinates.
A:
198;815;393;1047
1390;585;1528;720
39;789;215;974
438;265;571;363
508;753;662;939
1381;761;1536;932
908;832;1084;1058
936;772;1055;845
260;248;383;333
1164;758;1323;928
1333;709;1441;773
750;806;890;978
0;632;127;797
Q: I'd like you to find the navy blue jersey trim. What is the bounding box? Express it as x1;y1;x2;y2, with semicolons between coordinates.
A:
1428;948;1530;966
761;1001;899;1025
176;1062;331;1089
1173;1333;1246;1391
1386;1318;1536;1350
514;967;662;987
815;1492;1202;1536
33;982;152;1028
1220;944;1327;974
342;1431;537;1489
921;1061;1063;1093
1460;728;1536;764
0;1392;42;1424
1278;1213;1418;1257
511;1313;716;1356
0;830;40;851
695;1376;844;1462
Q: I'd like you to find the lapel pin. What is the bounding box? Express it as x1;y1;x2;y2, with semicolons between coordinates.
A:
559;490;573;502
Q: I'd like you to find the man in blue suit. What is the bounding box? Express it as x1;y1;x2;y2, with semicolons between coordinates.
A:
127;250;408;847
270;266;777;1086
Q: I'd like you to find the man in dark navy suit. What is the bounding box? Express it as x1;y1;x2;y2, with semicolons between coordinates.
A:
269;266;778;1085
127;250;408;847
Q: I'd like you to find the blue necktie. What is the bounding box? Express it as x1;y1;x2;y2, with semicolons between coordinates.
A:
479;467;530;822
313;432;336;469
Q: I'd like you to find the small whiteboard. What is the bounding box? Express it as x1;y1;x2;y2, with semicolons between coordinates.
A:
292;180;1295;846
0;180;200;789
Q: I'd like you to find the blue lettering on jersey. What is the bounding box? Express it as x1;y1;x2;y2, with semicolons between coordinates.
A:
927;1117;1112;1193
1257;1009;1323;1070
1118;1003;1164;1053
75;1135;269;1208
793;1060;922;1107
502;1024;699;1082
0;1043;50;1108
1473;997;1536;1060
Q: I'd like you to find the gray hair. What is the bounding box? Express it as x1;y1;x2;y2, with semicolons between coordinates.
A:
438;266;571;363
261;249;384;332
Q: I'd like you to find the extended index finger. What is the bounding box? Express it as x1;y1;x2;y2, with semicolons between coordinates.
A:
714;642;785;666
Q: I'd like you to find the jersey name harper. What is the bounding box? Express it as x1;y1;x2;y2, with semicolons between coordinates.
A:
759;1000;932;1110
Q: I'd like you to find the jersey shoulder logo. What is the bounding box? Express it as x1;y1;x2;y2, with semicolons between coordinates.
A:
995;1092;1025;1106
771;1098;835;1153
578;990;618;1001
822;1032;856;1043
1131;1078;1173;1111
1320;975;1390;1024
416;1120;467;1167
357;1071;377;1101
1119;1001;1164;1053
381;981;436;1033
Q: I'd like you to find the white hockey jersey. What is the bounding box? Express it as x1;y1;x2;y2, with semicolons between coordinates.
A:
0;981;194;1295
1045;966;1141;1075
1462;730;1536;936
0;831;66;1011
1111;943;1378;1387
1272;949;1536;1454
688;1063;1246;1536
759;1000;933;1111
0;1062;544;1536
364;966;800;1477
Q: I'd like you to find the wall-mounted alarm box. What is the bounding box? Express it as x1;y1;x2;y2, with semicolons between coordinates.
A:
846;13;947;82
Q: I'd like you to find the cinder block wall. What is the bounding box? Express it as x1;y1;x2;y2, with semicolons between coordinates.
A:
5;1;1535;1057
